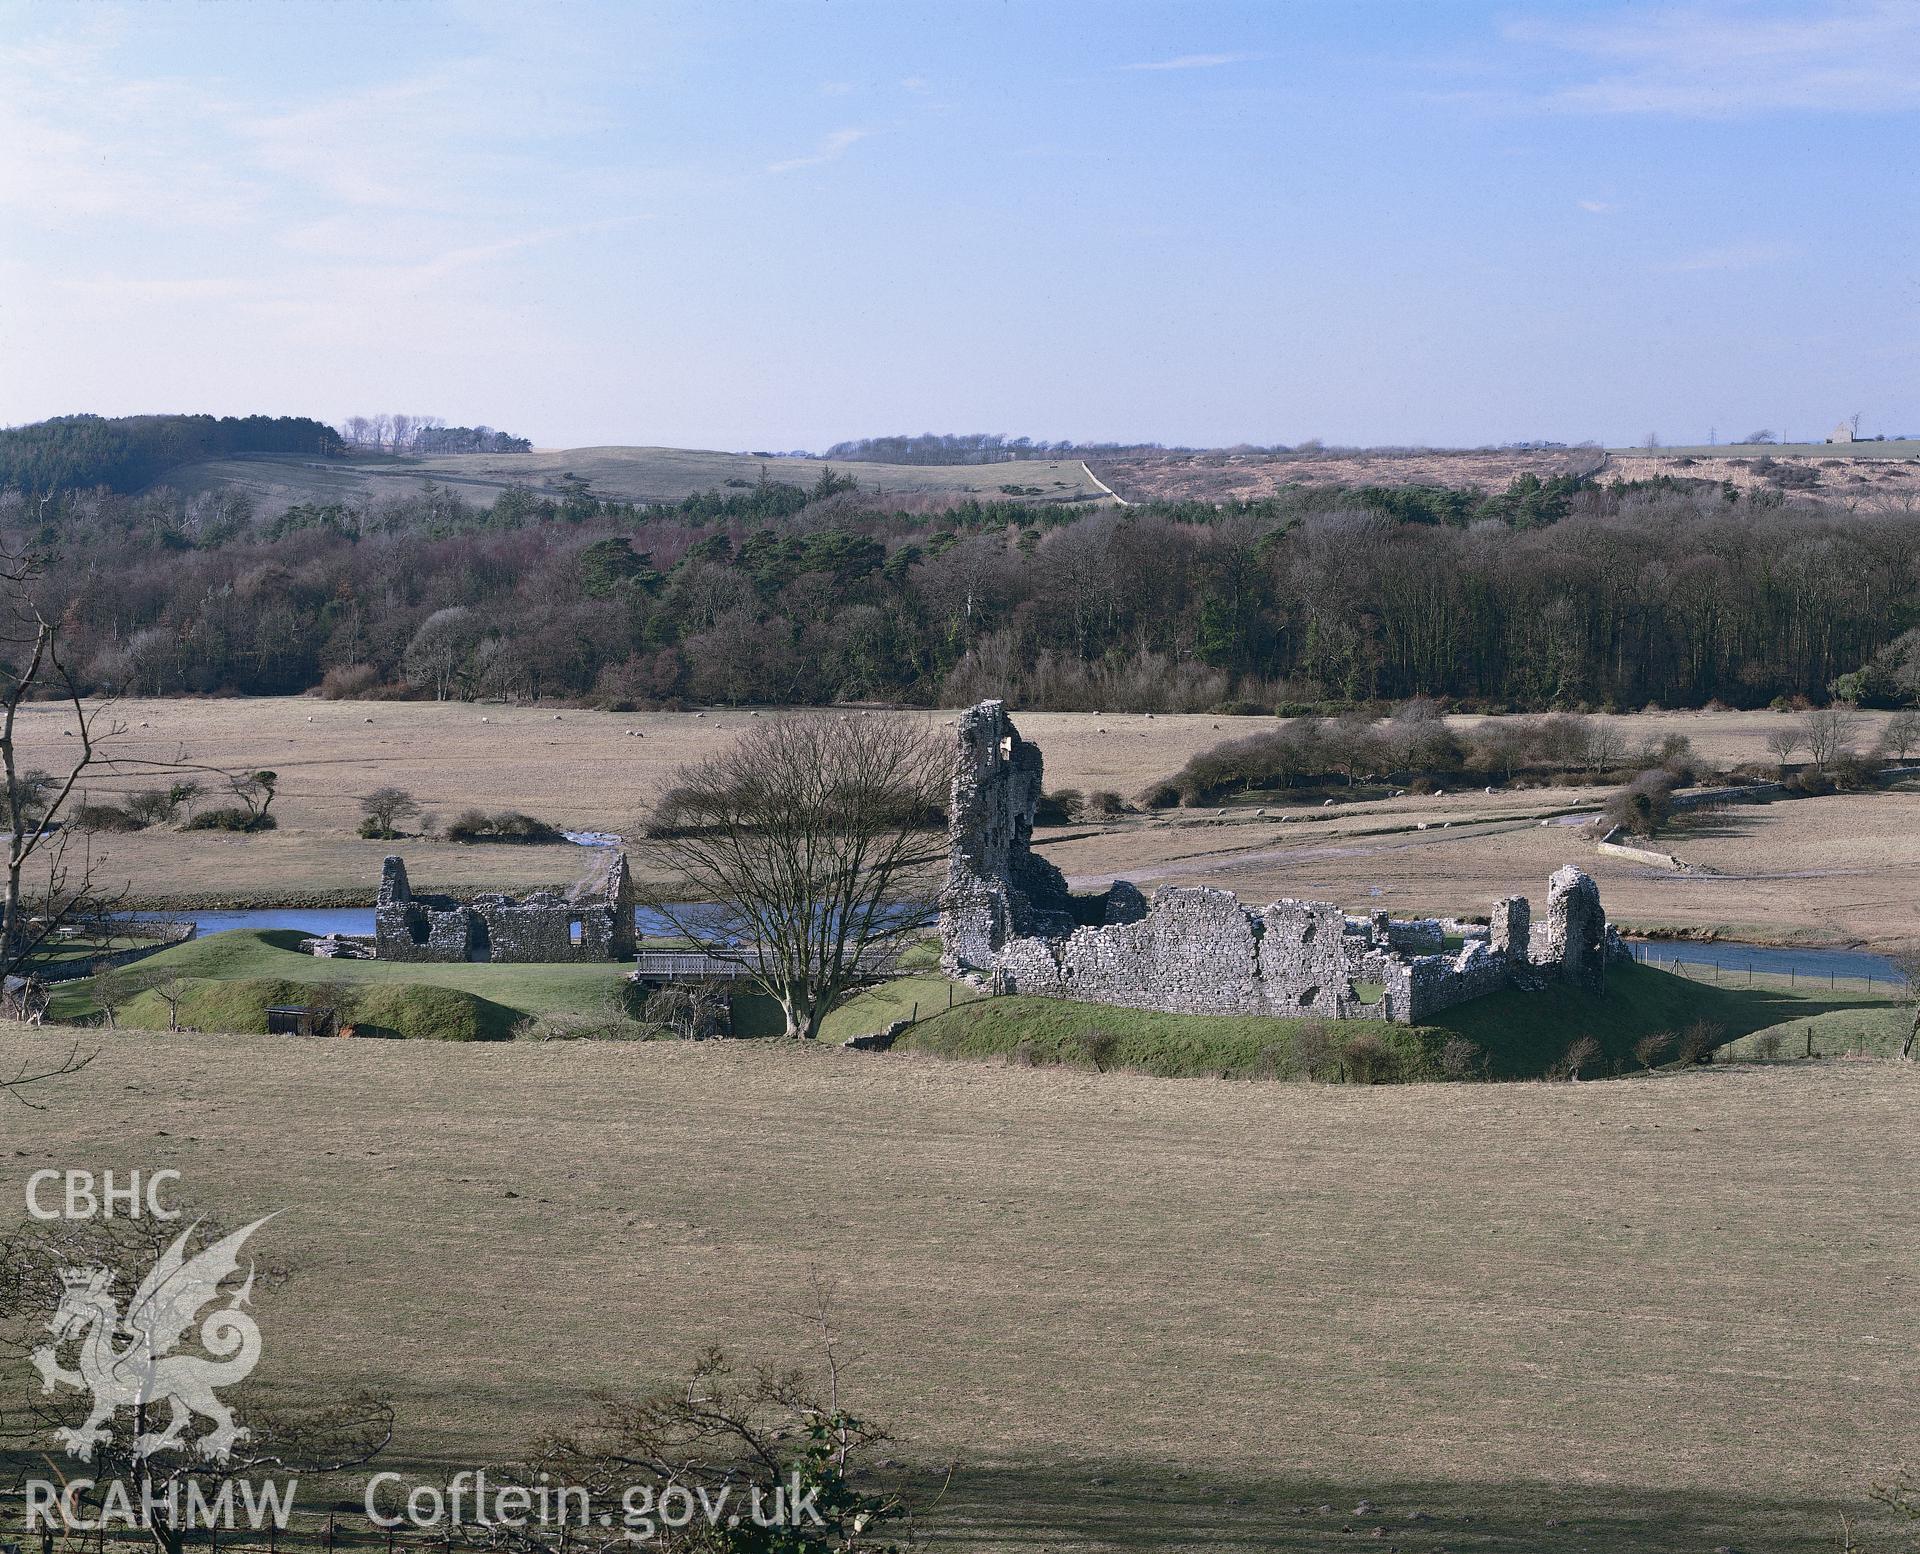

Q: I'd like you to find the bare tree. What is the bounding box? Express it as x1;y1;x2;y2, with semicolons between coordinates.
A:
1879;710;1920;764
95;963;193;1031
641;713;945;1039
1891;945;1920;1062
1803;704;1864;769
359;785;421;839
1765;725;1804;767
1;550;130;992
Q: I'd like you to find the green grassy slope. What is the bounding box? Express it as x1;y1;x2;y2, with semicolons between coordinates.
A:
1428;960;1904;1074
897;960;1907;1080
56;931;1905;1069
53;929;634;1032
160;446;1108;517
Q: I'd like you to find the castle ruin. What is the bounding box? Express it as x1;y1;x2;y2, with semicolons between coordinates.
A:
375;852;637;963
939;701;1622;1024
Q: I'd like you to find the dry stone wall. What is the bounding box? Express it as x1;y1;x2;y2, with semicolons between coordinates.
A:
939;700;1627;1025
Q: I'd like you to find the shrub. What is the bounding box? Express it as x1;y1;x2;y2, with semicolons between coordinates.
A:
1828;752;1880;791
446;809;565;844
1075;1027;1120;1072
1557;1035;1603;1080
1341;1031;1396;1084
72;801;138;832
1035;788;1083;825
123;786;194;827
515;1011;661;1042
1678;1019;1725;1064
1602;768;1680;837
319;662;381;699
1085;789;1127;816
184;806;277;832
1293;1019;1337;1081
1751;1031;1784;1061
1439;1035;1484;1079
1634;1031;1675;1070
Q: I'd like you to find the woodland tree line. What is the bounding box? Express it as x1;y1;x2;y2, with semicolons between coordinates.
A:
7;465;1918;714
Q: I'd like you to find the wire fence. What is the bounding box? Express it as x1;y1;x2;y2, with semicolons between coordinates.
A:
1627;944;1907;998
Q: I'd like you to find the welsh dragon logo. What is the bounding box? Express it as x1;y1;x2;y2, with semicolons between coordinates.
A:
29;1216;276;1463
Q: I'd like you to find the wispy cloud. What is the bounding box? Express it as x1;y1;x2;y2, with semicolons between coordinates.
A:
766;127;870;175
899;74;929;92
1577;199;1617;214
1118;52;1254;73
1511;1;1920;116
1657;239;1797;273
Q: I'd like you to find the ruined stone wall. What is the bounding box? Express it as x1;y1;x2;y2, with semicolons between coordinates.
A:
375;853;637;964
1533;864;1608;993
938;699;1626;1025
941;700;1140;977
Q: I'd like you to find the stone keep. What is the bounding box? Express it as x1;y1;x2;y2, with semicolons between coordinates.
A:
938;700;1623;1024
375;852;637;964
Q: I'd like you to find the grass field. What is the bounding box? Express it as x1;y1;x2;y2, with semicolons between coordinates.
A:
159;445;1108;518
1;1028;1915;1551
24;698;1920;956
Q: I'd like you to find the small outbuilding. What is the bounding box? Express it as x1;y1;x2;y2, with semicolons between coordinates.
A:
265;1004;337;1037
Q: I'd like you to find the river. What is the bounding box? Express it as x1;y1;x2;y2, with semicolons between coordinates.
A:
1626;938;1906;986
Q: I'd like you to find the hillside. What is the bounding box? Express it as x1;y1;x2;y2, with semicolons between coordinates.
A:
158;444;1108;516
1094;442;1920;504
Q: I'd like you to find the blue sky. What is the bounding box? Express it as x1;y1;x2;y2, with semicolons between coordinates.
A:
1;0;1915;450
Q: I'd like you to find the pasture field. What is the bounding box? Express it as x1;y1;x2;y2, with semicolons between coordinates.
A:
0;1030;1915;1551
25;698;1920;950
159;445;1107;517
